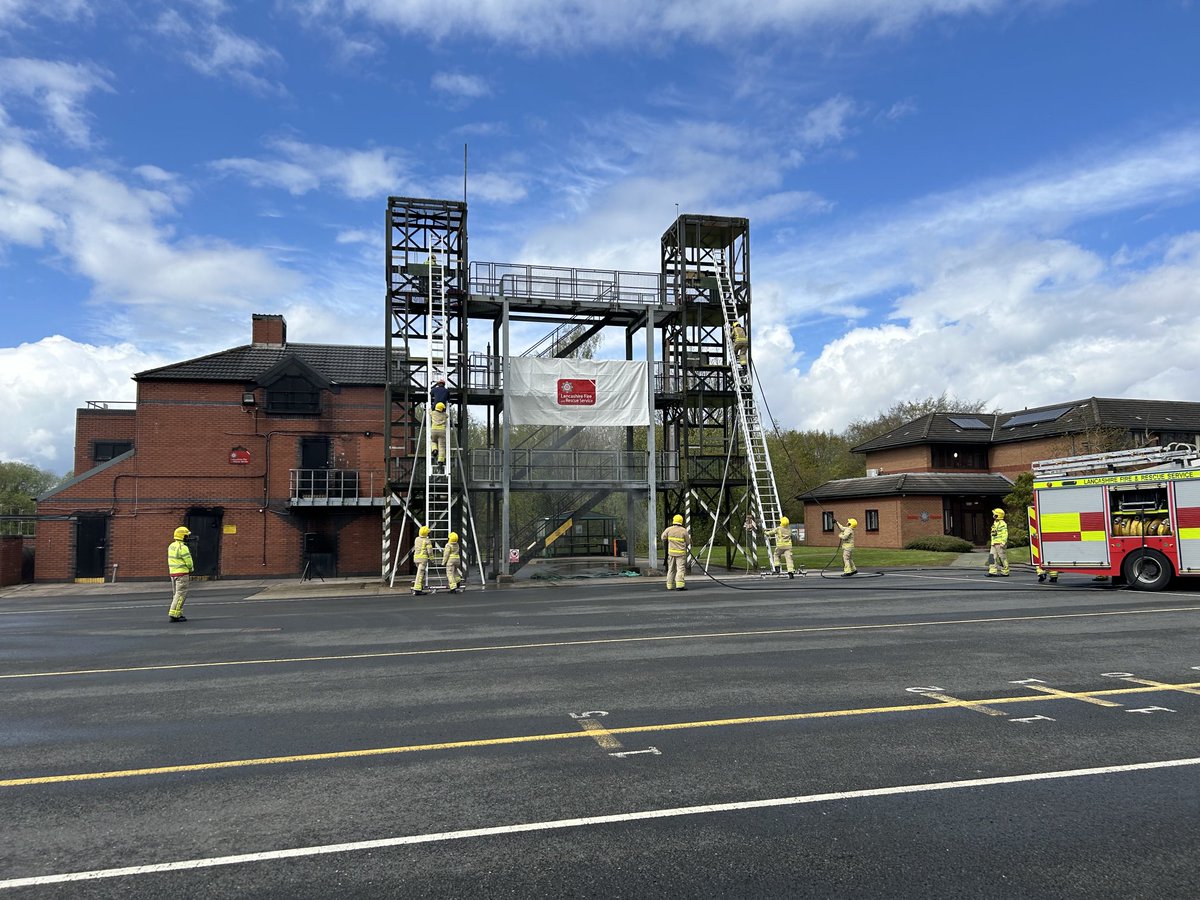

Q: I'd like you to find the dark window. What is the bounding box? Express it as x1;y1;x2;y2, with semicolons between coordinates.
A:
266;375;320;415
931;445;988;469
865;509;880;532
93;441;132;462
822;511;835;533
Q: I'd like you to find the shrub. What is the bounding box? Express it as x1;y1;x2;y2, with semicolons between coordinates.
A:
905;535;974;553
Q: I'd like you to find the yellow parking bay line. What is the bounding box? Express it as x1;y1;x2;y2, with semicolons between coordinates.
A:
4;680;1198;789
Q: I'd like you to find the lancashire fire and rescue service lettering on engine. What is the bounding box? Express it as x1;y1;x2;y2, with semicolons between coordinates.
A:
557;378;596;406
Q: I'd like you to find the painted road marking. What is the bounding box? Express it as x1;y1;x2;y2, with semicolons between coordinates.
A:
912;691;1006;716
2;756;1198;890
6;605;1200;681
569;712;623;751
1009;678;1122;708
609;747;660;759
4;679;1198;789
1108;674;1200;698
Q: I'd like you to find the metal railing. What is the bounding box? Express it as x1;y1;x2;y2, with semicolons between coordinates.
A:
470;261;663;306
290;469;388;504
469;449;679;484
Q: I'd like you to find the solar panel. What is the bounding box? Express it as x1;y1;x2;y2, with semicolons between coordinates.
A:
948;416;989;430
1001;406;1072;428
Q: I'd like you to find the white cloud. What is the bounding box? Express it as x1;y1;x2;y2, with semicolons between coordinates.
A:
0;57;113;146
305;0;1023;50
797;94;859;147
431;71;490;99
152;8;284;94
212;138;408;199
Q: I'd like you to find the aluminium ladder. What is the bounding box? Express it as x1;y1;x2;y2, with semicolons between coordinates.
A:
1032;444;1200;479
713;261;786;571
420;246;455;592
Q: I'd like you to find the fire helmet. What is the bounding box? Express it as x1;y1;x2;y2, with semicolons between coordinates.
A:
848;518;858;528
419;525;430;536
435;402;446;411
672;514;683;525
993;508;1005;518
780;516;790;527
449;532;459;543
173;526;190;540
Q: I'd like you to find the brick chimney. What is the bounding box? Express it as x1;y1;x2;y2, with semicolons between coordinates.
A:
252;314;286;347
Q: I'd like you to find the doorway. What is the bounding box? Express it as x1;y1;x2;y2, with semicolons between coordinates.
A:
74;515;108;579
184;508;223;578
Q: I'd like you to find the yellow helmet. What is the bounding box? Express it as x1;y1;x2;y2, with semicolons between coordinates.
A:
780;516;790;527
436;402;445;411
672;514;683;525
173;526;190;540
419;525;430;536
848;518;858;528
449;532;459;542
993;508;1005;518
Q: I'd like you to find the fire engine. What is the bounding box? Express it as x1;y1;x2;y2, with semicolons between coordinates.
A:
1028;444;1200;591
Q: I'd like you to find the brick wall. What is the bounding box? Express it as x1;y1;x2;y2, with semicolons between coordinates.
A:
863;445;930;474
36;378;394;582
74;408;136;474
989;437;1061;478
0;535;23;586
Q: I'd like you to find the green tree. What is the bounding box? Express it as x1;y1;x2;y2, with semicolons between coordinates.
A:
1002;471;1034;547
0;462;62;513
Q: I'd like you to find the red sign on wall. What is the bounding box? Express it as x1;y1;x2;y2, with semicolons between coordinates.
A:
556;378;596;406
229;447;251;465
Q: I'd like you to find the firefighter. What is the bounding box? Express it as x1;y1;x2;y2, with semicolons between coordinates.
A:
661;514;691;591
167;526;194;622
430;375;450;409
430;401;448;469
1036;565;1058;584
730;321;749;367
773;516;797;579
986;507;1010;576
443;531;463;594
836;517;858;576
412;525;433;596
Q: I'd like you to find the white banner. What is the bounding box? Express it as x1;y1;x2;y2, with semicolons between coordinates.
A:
507;358;650;426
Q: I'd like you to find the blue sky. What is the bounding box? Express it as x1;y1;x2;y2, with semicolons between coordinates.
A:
2;0;1200;472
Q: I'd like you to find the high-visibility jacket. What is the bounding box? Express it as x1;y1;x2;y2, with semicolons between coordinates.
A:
167;540;194;576
776;525;792;549
990;519;1008;546
430;407;448;431
413;535;433;562
442;542;460;564
838;525;855;550
660;524;690;558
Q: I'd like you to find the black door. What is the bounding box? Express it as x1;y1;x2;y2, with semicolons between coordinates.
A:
74;515;108;579
184;509;222;578
300;437;331;496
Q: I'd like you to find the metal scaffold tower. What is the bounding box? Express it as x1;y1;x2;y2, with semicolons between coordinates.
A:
382;201;781;585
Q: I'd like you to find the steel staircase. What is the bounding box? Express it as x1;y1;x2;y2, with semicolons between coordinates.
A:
713;261;784;568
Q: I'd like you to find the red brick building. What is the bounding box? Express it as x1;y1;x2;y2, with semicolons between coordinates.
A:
35;315;395;582
801;398;1200;549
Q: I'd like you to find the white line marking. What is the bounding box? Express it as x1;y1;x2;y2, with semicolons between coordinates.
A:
2;756;1198;889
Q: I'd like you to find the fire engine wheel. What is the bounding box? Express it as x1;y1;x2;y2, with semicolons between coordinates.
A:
1121;549;1174;592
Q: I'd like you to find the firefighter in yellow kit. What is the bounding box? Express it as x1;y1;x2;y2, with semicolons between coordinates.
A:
773;516;797;579
167;526;194;621
443;531;463;594
987;508;1010;576
661;514;691;591
412;525;433;595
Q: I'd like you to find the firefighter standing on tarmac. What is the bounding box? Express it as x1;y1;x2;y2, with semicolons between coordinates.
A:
412;525;433;596
836;517;858;576
987;508;1011;576
773;516;797;579
167;526;194;622
443;532;463;594
661;514;691;591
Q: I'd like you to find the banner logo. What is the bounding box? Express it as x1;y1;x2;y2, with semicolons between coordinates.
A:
557;378;596;406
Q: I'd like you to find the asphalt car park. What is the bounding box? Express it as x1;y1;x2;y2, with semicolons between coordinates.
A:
1;569;1198;898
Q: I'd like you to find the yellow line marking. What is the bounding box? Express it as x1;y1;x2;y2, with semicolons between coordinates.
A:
1020;684;1122;708
5;605;1200;681
1120;676;1200;697
576;718;623;750
4;681;1198;789
918;692;1007;716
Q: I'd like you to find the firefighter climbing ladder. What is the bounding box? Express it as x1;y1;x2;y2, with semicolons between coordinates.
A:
713;260;784;568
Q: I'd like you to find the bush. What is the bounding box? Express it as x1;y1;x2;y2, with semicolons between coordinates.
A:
905;535;974;553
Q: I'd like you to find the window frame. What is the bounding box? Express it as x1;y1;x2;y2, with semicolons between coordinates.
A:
865;509;880;532
92;440;133;463
822;511;835;533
